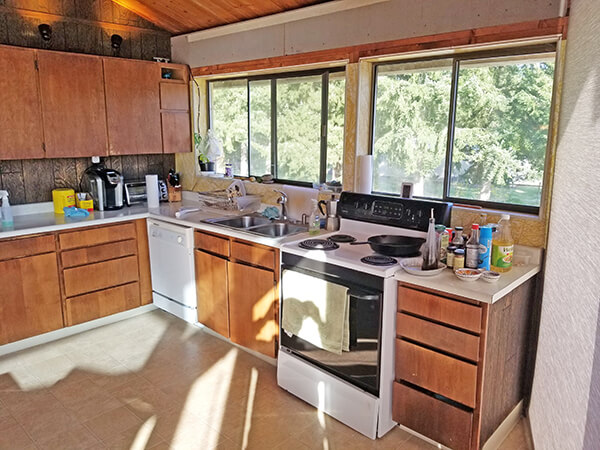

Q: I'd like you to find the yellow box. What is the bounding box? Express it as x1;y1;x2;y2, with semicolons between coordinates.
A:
52;188;76;214
76;193;94;212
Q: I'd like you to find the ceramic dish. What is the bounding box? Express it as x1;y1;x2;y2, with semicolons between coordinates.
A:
400;257;446;276
454;268;482;282
481;270;501;282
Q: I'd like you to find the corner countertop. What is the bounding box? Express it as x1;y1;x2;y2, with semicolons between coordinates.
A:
0;196;310;248
394;254;542;304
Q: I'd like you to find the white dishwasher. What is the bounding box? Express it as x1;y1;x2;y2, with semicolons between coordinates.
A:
147;219;197;323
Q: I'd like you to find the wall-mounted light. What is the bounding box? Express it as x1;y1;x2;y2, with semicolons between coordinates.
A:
38;24;52;41
111;34;123;51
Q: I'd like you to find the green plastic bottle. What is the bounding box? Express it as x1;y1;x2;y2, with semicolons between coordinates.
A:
491;214;514;272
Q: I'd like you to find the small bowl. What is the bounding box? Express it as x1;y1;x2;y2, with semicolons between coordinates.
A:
481;270;501;283
454;268;482;282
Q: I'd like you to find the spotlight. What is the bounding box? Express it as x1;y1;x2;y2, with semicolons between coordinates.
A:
111;34;123;50
38;24;52;41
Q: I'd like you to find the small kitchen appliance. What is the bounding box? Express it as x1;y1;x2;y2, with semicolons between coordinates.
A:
318;196;340;231
84;166;124;211
278;192;451;440
124;179;168;206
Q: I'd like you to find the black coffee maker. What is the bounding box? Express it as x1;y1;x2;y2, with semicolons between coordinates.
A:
84;166;124;211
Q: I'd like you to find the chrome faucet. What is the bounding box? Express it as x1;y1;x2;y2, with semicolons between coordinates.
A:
273;189;288;221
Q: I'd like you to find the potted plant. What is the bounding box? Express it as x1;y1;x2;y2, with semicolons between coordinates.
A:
195;131;221;172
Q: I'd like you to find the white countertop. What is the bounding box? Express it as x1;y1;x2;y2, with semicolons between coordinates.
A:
394;259;541;303
1;195;542;304
0;196;308;248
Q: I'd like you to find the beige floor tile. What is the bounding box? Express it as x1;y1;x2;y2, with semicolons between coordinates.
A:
498;421;531;450
84;405;143;444
0;423;37;449
51;377;124;421
35;424;102;450
0;402;18;432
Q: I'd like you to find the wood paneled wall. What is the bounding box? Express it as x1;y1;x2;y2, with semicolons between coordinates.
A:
0;154;174;204
0;1;174;205
0;0;170;60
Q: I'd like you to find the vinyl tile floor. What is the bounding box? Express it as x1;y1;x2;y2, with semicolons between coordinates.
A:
0;310;531;449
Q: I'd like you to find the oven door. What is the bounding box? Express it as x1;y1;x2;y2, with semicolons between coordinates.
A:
280;258;383;396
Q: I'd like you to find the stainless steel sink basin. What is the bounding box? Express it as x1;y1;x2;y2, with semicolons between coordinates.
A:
250;223;308;237
205;215;272;229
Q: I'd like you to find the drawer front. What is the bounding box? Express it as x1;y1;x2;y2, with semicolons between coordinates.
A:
230;240;275;271
61;239;137;268
398;286;482;333
195;231;230;258
397;312;480;362
63;255;139;297
393;382;472;450
65;282;140;326
59;222;136;250
0;234;55;261
395;339;477;408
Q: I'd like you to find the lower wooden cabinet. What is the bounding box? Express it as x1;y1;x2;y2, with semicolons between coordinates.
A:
65;282;140;326
195;249;230;338
0;252;63;345
194;231;279;357
228;261;278;358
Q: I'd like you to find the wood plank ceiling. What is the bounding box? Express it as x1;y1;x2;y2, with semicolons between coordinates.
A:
111;0;331;35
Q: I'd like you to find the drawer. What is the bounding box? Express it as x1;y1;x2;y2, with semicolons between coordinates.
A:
0;234;55;261
59;222;136;250
195;231;230;258
65;282;140;326
63;255;139;297
398;286;482;333
395;339;477;408
230;240;275;271
397;312;480;362
61;239;137;268
393;382;472;450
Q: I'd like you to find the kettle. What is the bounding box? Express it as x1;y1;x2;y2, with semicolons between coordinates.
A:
318;196;340;231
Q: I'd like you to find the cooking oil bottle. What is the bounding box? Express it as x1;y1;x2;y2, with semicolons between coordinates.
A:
491;214;514;272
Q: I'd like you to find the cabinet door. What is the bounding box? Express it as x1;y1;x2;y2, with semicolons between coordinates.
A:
104;58;162;155
161;111;192;153
37;51;107;157
228;261;278;357
0;46;44;159
0;253;63;345
195;250;229;337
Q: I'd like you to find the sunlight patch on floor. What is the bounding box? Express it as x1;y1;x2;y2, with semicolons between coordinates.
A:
130;415;157;450
241;367;259;449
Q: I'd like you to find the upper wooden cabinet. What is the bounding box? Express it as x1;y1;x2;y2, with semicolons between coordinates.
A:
0;46;44;160
104;58;162;155
37;51;108;158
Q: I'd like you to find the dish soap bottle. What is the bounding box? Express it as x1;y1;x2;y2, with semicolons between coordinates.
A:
308;199;321;235
0;190;13;227
491;214;514;272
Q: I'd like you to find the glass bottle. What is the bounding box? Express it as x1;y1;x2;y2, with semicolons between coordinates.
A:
452;226;465;248
465;224;480;269
491;214;514;272
422;209;439;270
308;199;321;236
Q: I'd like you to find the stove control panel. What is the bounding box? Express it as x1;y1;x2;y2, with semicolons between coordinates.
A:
339;192;452;232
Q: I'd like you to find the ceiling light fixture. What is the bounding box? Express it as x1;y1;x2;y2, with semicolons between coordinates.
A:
38;24;52;41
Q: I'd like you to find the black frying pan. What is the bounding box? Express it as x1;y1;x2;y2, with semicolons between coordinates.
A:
350;235;425;256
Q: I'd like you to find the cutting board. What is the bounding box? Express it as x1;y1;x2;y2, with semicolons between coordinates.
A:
282;185;319;222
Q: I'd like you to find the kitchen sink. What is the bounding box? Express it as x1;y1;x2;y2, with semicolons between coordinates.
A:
204;215;308;237
250;223;308;237
206;215;272;228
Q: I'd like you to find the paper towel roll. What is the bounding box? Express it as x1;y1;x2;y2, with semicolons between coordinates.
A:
355;155;373;194
146;174;159;208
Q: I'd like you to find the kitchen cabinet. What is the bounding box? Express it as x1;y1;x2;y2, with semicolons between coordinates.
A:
37;51;108;158
159;64;192;154
0;235;63;345
0;45;44;160
103;58;162;155
194;230;279;357
57;220;150;326
393;280;536;450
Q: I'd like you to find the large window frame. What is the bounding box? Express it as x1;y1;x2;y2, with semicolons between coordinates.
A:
207;67;346;186
370;44;558;214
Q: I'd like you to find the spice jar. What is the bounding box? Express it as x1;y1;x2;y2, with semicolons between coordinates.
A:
446;245;457;268
453;248;465;271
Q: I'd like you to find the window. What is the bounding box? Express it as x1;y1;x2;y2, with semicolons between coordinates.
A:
208;69;345;184
372;47;556;212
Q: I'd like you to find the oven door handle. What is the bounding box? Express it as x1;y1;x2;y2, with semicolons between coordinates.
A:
349;292;380;301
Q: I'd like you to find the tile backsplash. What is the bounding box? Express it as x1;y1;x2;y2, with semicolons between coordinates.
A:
0;154;175;205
